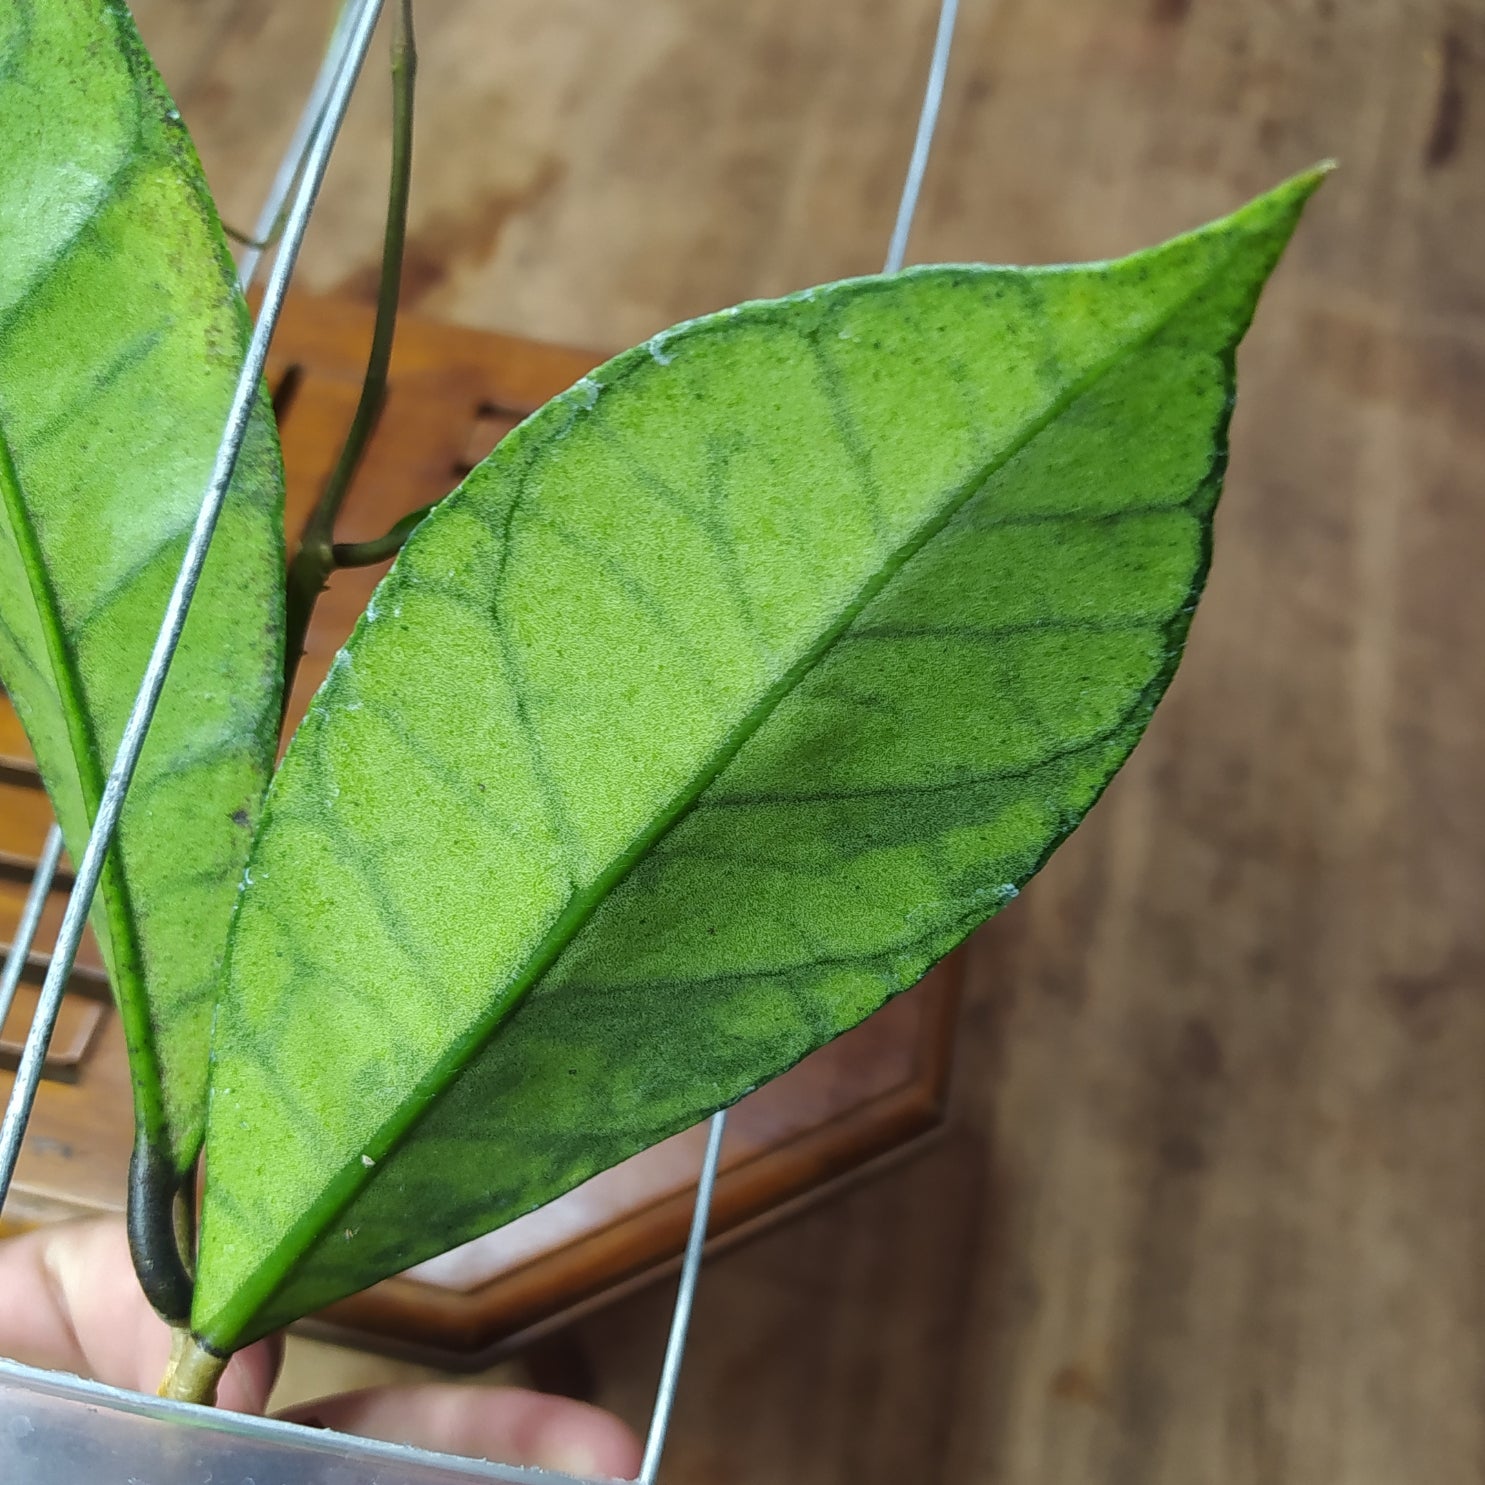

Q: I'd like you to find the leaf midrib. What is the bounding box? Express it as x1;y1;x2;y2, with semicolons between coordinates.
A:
203;233;1244;1342
0;411;165;1141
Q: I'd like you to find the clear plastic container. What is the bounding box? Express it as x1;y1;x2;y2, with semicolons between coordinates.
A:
0;1357;613;1485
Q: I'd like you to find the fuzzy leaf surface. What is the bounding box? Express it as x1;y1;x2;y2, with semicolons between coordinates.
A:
194;173;1321;1348
0;0;284;1179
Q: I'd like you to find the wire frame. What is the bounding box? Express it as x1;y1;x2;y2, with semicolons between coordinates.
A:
0;1;961;1479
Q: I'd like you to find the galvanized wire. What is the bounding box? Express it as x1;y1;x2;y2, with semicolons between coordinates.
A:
883;0;960;275
0;0;386;1215
632;2;959;1475
0;826;63;1036
0;10;368;1188
235;2;364;294
0;0;359;1092
639;1110;729;1484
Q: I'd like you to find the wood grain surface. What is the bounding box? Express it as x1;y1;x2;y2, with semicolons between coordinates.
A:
113;0;1485;1479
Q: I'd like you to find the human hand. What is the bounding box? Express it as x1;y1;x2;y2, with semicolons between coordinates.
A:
0;1217;640;1479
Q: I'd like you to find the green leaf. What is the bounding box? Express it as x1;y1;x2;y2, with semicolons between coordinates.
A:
193;171;1322;1350
0;0;284;1301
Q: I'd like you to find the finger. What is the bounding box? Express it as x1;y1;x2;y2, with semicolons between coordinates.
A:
0;1219;171;1385
213;1333;285;1415
277;1383;643;1479
0;1218;282;1411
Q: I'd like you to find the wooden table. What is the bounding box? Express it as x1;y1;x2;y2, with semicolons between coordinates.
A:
17;0;1485;1479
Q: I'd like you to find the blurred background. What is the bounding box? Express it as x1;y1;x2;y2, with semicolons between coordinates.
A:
126;2;1484;1480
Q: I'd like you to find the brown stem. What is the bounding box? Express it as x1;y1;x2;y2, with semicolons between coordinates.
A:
282;0;416;714
158;1334;228;1406
222;221;276;251
331;500;435;568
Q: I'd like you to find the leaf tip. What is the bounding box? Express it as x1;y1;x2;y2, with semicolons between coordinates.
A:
1175;161;1332;306
1231;161;1334;242
1280;158;1337;204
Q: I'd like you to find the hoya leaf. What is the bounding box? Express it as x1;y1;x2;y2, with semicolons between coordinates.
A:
0;0;284;1300
194;172;1322;1349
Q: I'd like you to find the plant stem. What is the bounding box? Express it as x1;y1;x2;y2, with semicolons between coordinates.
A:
331;500;435;567
282;0;416;712
158;1334;228;1406
171;1161;199;1281
127;1136;195;1323
222;221;278;251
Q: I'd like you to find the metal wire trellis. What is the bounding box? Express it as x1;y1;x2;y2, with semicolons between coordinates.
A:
0;0;960;1478
0;0;387;1211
